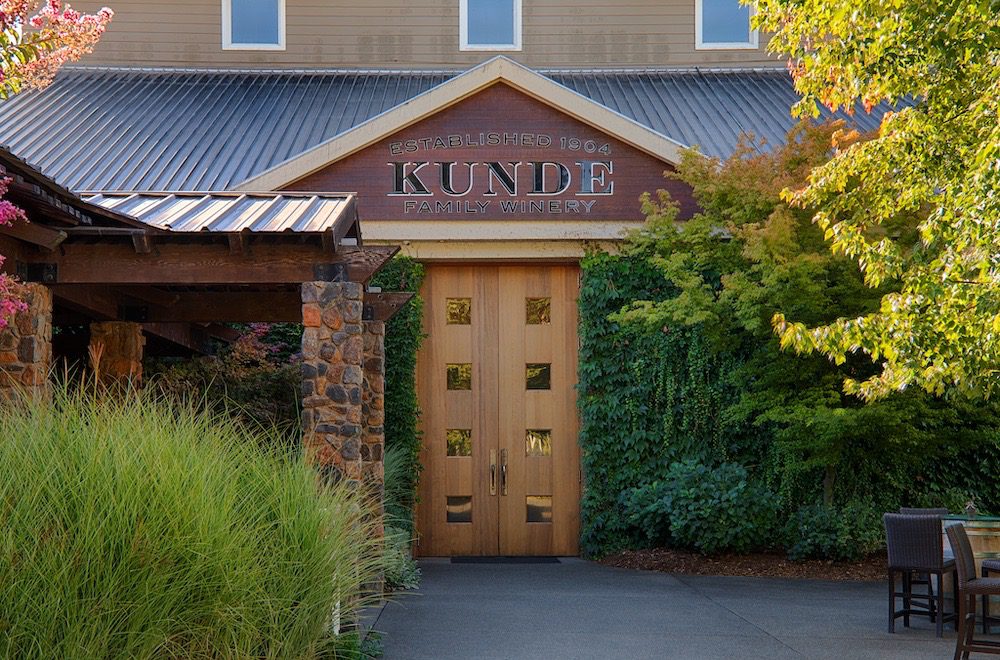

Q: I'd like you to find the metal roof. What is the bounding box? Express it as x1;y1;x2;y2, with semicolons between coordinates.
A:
84;191;357;234
0;66;899;193
549;69;894;160
0;68;452;192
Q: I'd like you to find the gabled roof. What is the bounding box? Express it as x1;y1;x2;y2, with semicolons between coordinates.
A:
0;61;896;194
236;56;688;190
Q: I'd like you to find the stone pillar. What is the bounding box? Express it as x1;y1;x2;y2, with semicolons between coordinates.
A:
301;281;365;486
0;283;52;400
362;319;386;532
89;322;145;388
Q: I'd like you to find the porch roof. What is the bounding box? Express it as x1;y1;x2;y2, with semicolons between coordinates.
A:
84;191;358;236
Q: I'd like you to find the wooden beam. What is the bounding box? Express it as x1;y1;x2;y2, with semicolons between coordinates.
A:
53;285;303;323
163;292;302;322
52;285;118;320
0;235;25;268
20;244;398;285
142;322;212;354
228;232;249;256
51;286;215;352
53;283;414;325
204;324;241;342
118;286;181;307
0;222;67;251
132;233;153;254
364;292;416;322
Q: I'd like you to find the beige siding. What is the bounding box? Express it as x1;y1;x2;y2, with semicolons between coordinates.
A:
71;0;780;69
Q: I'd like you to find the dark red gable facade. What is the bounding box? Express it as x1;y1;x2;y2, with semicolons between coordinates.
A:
289;83;697;221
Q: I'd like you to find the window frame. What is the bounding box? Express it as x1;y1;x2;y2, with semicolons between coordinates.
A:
222;0;287;51
694;0;758;50
459;0;523;52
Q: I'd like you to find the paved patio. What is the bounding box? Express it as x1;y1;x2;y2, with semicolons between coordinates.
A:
376;558;964;659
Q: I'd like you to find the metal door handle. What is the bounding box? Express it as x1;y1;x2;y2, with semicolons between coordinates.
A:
500;448;508;496
490;449;497;496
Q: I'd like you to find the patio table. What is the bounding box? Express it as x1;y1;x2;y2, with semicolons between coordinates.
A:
941;515;1000;612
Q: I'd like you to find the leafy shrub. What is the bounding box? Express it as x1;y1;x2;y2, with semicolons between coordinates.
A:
0;388;381;658
625;459;779;555
383;526;421;592
382;445;420;591
146;324;301;443
785;501;884;561
383;440;415;530
622;480;674;546
317;631;383;659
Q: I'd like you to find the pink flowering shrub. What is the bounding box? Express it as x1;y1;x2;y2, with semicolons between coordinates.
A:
1;1;113;96
0;173;27;328
0;1;112;328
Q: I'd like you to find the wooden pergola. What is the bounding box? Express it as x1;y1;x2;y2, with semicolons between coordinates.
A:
0;147;409;536
1;149;410;350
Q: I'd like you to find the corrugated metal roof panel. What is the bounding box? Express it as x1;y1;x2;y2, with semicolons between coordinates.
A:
84;192;355;234
549;69;898;158
0;66;902;192
0;69;453;192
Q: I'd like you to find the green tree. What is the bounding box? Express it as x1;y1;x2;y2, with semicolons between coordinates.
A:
618;122;998;505
752;0;1000;400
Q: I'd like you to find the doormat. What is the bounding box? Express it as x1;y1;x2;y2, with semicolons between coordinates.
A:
450;557;561;564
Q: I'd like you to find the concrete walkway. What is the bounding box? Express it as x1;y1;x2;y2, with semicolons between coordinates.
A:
376;558;961;659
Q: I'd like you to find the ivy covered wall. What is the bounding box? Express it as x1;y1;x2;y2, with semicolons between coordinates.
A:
578;251;1000;558
578;252;747;555
369;257;426;531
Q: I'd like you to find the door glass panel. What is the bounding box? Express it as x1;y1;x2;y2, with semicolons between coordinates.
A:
447;429;472;456
447;496;473;523
526;496;552;523
525;429;552;456
526;363;551;390
447;298;472;324
526;297;551;324
447;363;472;390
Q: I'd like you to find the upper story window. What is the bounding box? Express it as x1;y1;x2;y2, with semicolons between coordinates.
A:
222;0;286;50
696;0;757;50
460;0;522;51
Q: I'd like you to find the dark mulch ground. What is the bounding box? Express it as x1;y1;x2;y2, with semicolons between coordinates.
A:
600;548;886;582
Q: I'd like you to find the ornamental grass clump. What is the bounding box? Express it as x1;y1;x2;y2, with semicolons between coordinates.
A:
0;387;381;659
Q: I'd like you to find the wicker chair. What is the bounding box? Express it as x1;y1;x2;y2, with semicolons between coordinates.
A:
900;507;950;516
884;513;958;637
981;557;1000;634
899;508;955;592
946;523;1000;658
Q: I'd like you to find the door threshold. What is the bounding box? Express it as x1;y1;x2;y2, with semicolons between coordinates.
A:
450;556;561;564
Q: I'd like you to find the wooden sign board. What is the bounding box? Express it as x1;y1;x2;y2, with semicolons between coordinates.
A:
290;83;696;222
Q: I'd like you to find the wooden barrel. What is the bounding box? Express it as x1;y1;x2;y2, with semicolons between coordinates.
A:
941;516;1000;609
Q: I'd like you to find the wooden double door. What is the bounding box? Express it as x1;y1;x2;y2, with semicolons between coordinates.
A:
415;265;581;556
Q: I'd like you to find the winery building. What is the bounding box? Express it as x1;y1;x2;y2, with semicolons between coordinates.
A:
0;0;890;556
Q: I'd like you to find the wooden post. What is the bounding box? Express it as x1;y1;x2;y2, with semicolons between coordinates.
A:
89;322;145;388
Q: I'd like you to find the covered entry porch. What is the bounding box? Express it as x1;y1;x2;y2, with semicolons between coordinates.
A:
0;147;411;506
